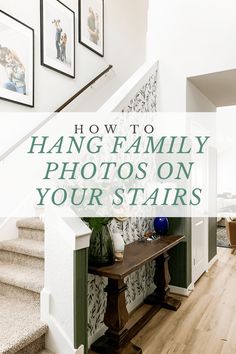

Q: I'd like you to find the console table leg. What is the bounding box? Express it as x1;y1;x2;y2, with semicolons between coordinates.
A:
145;252;181;311
91;278;142;353
104;278;129;346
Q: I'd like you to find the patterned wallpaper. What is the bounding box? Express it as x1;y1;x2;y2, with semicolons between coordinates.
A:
88;65;158;340
124;68;158;113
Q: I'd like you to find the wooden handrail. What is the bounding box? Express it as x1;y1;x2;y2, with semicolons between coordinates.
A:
0;65;113;162
55;65;113;112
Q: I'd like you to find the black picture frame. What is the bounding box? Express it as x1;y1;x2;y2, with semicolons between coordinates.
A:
40;0;75;78
79;0;104;57
0;10;34;107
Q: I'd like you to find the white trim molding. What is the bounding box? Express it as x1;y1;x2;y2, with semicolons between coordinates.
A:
169;283;194;297
207;254;218;271
41;289;82;354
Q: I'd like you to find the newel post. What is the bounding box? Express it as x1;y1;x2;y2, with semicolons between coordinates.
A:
41;208;91;354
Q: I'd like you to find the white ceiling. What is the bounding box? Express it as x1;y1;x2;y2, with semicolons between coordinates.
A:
188;69;236;107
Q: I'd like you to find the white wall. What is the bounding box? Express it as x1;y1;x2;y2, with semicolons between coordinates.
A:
0;0;148;113
217;106;236;195
0;217;18;241
147;0;236;111
186;81;216;113
217;148;236;194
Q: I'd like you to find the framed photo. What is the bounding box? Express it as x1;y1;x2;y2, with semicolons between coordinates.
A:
79;0;104;57
40;0;75;78
0;11;34;107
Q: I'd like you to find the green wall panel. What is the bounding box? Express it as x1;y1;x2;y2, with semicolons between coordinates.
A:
74;248;88;352
168;218;192;289
208;217;217;261
168;217;217;289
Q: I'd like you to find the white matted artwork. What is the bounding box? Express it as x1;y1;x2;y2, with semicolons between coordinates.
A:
79;0;104;57
0;11;34;107
40;0;75;78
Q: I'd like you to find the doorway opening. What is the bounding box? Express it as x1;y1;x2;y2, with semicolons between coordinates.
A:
187;69;236;283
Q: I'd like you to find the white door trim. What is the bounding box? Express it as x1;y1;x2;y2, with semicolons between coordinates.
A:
191;217;209;284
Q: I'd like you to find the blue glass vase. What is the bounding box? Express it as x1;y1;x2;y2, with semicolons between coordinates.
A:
153;217;169;236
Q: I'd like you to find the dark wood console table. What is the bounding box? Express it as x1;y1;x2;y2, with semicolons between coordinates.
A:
89;234;185;354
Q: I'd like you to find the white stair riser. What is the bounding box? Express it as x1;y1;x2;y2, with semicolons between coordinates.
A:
0;250;44;270
18;228;44;242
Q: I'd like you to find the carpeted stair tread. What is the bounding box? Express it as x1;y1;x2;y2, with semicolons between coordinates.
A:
0;294;48;353
16;218;45;231
0;262;43;293
0;238;44;259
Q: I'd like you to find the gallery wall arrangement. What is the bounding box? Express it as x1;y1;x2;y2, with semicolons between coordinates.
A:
0;0;105;107
0;10;34;107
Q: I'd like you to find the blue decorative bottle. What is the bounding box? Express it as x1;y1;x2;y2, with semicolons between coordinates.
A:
153;217;169;236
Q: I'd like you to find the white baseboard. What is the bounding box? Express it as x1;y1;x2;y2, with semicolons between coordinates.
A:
169;283;194;297
188;282;195;292
207;254;218;271
41;289;82;354
75;345;84;354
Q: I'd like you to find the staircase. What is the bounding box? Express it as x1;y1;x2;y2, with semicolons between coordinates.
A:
0;218;54;354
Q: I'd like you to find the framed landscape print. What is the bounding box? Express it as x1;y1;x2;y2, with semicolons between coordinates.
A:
40;0;75;78
0;11;34;107
79;0;104;57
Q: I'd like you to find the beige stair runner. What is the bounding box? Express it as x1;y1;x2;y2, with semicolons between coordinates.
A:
0;218;55;354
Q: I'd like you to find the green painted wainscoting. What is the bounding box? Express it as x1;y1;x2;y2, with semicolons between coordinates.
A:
168;217;217;289
168;218;192;289
74;248;88;352
208;217;217;262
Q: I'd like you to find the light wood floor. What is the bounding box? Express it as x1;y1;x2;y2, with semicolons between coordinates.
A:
132;247;236;354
